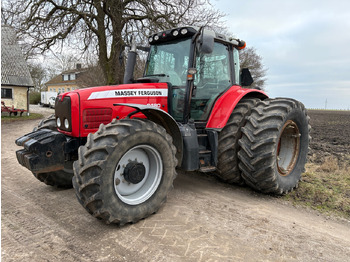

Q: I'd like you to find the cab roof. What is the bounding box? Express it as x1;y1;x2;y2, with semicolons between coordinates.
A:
148;26;246;50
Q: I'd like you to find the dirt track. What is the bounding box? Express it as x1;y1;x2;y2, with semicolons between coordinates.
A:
2;106;350;261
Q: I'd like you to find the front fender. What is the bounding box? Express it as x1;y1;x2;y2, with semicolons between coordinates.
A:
114;103;183;167
206;86;268;129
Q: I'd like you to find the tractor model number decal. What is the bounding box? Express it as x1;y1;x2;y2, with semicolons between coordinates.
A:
147;103;161;108
88;89;168;100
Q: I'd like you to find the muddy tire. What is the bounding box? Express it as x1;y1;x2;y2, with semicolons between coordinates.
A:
238;98;311;195
216;98;260;184
72;118;177;225
32;114;74;188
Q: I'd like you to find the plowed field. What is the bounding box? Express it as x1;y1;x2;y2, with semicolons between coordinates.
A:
308;110;350;163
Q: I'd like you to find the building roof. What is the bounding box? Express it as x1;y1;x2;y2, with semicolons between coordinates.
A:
45;74;77;86
45;66;105;88
1;26;34;87
45;67;88;86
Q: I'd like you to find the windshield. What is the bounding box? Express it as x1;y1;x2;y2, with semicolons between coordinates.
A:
145;38;191;87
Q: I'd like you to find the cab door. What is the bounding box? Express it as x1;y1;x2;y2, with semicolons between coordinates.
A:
190;42;232;121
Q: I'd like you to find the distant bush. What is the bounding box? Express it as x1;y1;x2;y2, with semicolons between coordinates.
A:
29;91;41;104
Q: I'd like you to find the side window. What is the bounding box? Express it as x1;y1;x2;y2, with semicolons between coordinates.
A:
1;88;13;99
233;48;240;85
191;42;231;120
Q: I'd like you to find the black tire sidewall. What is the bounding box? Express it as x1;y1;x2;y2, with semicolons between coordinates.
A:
274;105;309;190
99;129;175;220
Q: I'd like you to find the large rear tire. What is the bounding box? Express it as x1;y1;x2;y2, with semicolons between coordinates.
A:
215;98;259;184
73;118;177;225
238;98;311;195
32;115;74;188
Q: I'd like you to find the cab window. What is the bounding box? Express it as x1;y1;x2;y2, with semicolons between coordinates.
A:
191;42;231;120
233;48;240;85
145;38;191;87
145;38;192;121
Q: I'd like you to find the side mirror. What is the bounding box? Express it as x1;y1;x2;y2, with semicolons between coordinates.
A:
240;68;254;87
197;29;215;54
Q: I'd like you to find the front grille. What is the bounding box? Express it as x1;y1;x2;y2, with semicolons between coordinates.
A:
55;96;72;132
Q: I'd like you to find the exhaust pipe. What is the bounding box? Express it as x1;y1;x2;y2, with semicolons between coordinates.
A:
123;39;137;84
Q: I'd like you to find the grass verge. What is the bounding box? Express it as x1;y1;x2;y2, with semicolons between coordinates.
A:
283;156;350;219
1;113;43;123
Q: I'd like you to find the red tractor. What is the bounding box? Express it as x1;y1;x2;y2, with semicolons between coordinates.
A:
16;27;310;225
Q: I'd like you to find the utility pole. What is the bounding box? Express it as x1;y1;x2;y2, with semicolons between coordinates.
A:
325;99;327;110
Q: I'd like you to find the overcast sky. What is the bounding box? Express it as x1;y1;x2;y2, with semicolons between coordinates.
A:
213;0;350;109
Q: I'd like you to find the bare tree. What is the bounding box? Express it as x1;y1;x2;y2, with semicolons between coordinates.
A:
2;0;225;85
28;62;48;92
46;51;83;73
239;47;267;90
75;66;107;88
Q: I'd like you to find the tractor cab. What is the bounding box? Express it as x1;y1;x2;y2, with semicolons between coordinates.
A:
134;27;247;123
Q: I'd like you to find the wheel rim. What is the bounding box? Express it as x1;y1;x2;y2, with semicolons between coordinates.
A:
114;145;163;205
277;120;300;176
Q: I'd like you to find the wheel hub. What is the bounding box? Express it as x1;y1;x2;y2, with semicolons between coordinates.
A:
277;120;300;176
123;161;146;184
113;145;163;205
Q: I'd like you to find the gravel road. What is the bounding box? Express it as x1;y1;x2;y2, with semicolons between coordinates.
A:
1;105;350;261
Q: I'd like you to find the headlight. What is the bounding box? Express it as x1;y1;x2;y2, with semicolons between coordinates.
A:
181;28;188;35
64;118;69;129
56;118;61;127
172;30;179;36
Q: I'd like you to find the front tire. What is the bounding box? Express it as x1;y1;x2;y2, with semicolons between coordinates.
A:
238;98;311;194
73;118;177;225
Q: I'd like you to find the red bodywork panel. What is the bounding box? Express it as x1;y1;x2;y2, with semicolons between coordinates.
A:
58;83;169;137
206;85;268;129
57;83;267;137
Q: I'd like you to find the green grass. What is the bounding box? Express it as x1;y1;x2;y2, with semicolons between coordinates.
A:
283;157;350;219
1;113;43;123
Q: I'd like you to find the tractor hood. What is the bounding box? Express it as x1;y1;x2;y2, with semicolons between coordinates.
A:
55;83;169;137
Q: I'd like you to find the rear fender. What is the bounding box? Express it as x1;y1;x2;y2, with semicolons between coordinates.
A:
206;86;268;129
114;103;183;167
